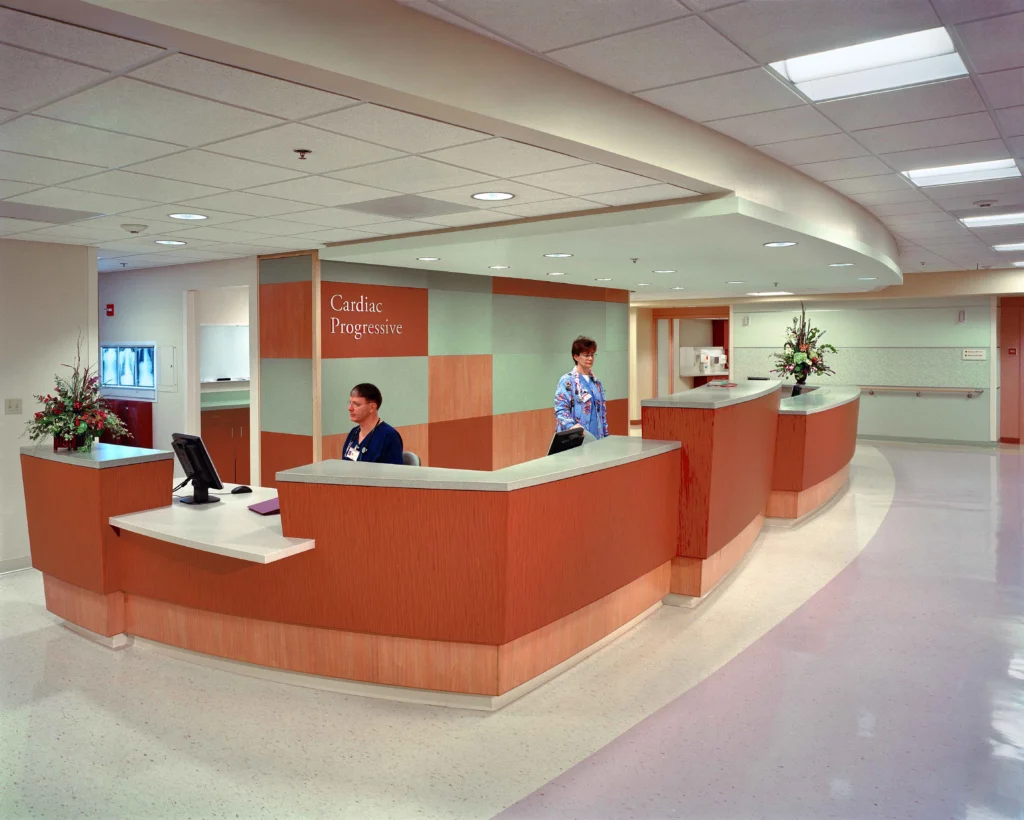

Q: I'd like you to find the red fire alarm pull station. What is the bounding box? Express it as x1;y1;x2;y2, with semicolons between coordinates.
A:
1011;348;1018;356
106;304;114;317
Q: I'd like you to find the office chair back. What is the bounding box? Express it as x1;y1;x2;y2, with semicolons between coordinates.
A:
402;451;421;467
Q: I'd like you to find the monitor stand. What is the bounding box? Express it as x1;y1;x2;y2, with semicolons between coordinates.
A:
178;478;220;505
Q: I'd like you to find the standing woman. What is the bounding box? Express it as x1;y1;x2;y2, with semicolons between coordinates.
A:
554;335;609;440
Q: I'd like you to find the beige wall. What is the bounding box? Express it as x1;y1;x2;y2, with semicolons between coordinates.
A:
1;239;97;570
629;307;654;421
199;285;250;326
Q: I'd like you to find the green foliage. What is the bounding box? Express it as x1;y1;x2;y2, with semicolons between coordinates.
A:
771;303;838;383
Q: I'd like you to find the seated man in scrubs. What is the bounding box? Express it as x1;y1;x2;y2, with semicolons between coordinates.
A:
554;335;609;441
341;383;404;465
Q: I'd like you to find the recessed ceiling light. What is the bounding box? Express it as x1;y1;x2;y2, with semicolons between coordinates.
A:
747;291;794;296
653;269;677;274
961;212;1024;227
671;287;686;290
829;262;855;267
857;277;878;281
547;271;566;276
488;265;510;270
168;213;207;220
994;243;1024;252
472;192;514;201
636;283;651;287
544;253;573;258
595;278;612;281
417;256;440;261
1014;261;1024;267
154;239;186;246
726;281;745;284
769;27;967;102
903;159;1021;187
764;241;797;248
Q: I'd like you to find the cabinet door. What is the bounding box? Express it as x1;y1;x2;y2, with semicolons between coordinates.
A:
232;408;251;485
201;410;235;484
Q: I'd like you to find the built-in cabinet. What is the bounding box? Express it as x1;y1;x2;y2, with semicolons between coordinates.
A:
99;399;153;449
201;407;250;484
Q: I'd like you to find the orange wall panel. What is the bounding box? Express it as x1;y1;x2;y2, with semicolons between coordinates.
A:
260;432;313;488
1000;304;1021;442
259;281;312;359
428;416;493;470
491;408;553;469
773;399;860;492
428;355;493;423
606;397;628;436
492;276;628;303
321;281;428;358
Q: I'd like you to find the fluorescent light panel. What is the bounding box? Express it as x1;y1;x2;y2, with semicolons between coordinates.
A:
961;212;1024;227
1014;261;1024;267
770;27;967;101
747;291;793;296
994;243;1024;252
903;159;1021;187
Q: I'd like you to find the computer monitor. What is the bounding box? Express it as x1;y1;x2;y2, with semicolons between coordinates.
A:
547;427;585;457
171;432;224;505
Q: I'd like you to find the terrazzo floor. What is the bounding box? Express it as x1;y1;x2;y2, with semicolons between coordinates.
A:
3;443;1019;818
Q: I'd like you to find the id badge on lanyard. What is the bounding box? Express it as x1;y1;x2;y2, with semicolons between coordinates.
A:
344;442;361;461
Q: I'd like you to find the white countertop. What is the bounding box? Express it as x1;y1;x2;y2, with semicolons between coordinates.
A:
110;483;314;564
276;435;681;492
642;380;782;410
20;442;174;469
779;385;861;415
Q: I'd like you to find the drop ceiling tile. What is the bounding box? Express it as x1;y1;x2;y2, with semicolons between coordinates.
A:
852;189;931;206
329;155;495;194
179;191;319;217
54;215;177;235
86;233;223;250
828;174;917;195
0;116;179;167
995;106;1024;136
681;0;747;10
759;134;869;165
393;1;525;50
879;139;1011;171
792;156;891;182
221;217;320;236
926;177;1024;200
428;0;687;52
123;150;303;189
706;0;939;63
584;183;699;206
852;112;1000;155
291;228;386;244
968;224;1024;243
548;17;755;93
0;7;163;71
15;222;131;242
937;190;1024;211
187;242;283;256
307;104;487;154
130;55;356;119
871;200;946;216
271;208;400;229
60;171;225;202
1011;136;1024;156
356;220;438;236
817;78;987;131
5;231;98;245
493;198;604;217
422;180;561;209
958;12;1024;74
0;44;107;111
636;68;804;123
976;69;1024;109
895;223;972;238
116;206;252;228
416;210;517;227
708;106;842;146
246;176;396;207
883;212;962;226
0;180;42;199
206;123;404;172
160;225;281;244
425;139;585;177
0;217;55;235
8;187;157;215
38;78;284;146
512;164;657;196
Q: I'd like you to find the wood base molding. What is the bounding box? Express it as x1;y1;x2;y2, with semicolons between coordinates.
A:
670;514;764;598
766;464;851;520
43;574;124;636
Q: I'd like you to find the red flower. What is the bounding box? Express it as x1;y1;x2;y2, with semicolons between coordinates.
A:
73;402;82;410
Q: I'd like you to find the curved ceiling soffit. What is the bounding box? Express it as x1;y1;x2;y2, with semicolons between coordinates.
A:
39;0;899;268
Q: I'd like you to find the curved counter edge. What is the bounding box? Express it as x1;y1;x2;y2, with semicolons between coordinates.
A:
779;385;861;415
641;380;781;411
19;442;173;469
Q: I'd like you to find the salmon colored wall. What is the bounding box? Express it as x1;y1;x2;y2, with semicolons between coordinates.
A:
260;432;313;488
492;277;629;303
428;355;492;423
321;281;428;358
259;281;312;359
1000;299;1023;443
492;409;553;469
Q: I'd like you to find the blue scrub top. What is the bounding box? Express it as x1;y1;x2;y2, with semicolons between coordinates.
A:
341;421;403;465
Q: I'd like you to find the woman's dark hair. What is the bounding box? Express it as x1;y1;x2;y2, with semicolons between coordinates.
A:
571;335;597;362
351;383;383;409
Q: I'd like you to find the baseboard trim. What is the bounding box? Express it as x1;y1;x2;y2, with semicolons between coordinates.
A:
857;434;996;449
0;556;32;576
62;621;132;649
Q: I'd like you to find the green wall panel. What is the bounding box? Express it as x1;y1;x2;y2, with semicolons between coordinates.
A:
258;255;313;284
260;358;312;435
493;353;570;415
428;290;493;355
604;302;629;352
492;294;610;356
321;261;429;288
321;356;428;433
598;350;629;401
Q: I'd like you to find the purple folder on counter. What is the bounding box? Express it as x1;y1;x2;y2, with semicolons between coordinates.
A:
248;497;280;516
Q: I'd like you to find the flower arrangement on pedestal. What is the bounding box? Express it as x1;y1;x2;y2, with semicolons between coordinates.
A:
771;303;837;386
25;339;131;452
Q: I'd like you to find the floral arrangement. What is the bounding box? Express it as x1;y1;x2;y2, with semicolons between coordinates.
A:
771;303;837;384
25;339;131;452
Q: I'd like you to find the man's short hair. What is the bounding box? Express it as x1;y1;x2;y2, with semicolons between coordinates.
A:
351;383;383;409
571;335;598;360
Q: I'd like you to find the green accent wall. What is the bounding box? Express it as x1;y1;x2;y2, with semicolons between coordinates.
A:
321;356;429;433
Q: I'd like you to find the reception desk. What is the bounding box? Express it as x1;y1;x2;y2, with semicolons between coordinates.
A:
641;381;781;599
768;385;861;519
21;437;680;708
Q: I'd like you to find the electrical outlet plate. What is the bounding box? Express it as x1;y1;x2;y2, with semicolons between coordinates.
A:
5;398;23;415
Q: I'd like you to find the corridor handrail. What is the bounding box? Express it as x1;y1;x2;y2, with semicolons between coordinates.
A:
860;385;985;399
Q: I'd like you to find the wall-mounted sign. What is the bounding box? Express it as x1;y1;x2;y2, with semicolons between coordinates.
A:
321;282;427;358
962;348;987;360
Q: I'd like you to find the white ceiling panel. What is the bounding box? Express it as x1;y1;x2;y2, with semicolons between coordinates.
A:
584;183;699;206
60;171;225;202
957;12;1024;74
883;212;963;226
792;155;891;182
416;210;517;227
358;220;438;236
424;0;687;53
329;156;495;194
130;54;356;119
6;231;106;245
636;68;804;123
53;215;184;234
758;134;870;165
0;217;55;235
8;187;157;215
707;106;842;146
548;17;755;93
932;190;1024;211
246;176;397;206
123;150;303;189
394;1;525;50
161;225;285;244
976;68;1024;109
271;208;401;229
179;191;319;217
425;138;585;177
512;165;657;196
968;224;1024;243
0;44;106;111
205;123;404;172
1011;136;1024;156
14;223;130;242
817;78;987;131
705;0;939;64
852;189;931;206
926;177;1024;200
870;200;946;216
995;106;1024;136
879;139;1011;170
293;228;385;244
0;180;41;199
0;116;179;167
114;206;252;228
306;104;487;153
827;174;918;195
494;198;604;217
184;242;281;256
931;0;1024;23
852;112;1001;154
37;78;283;146
422;179;561;209
0;7;163;71
222;217;322;236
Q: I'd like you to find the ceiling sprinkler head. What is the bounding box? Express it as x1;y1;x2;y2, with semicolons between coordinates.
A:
120;223;148;234
294;149;312;160
974;200;996;208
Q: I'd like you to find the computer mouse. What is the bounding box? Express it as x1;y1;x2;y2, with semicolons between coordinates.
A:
230;485;253;494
